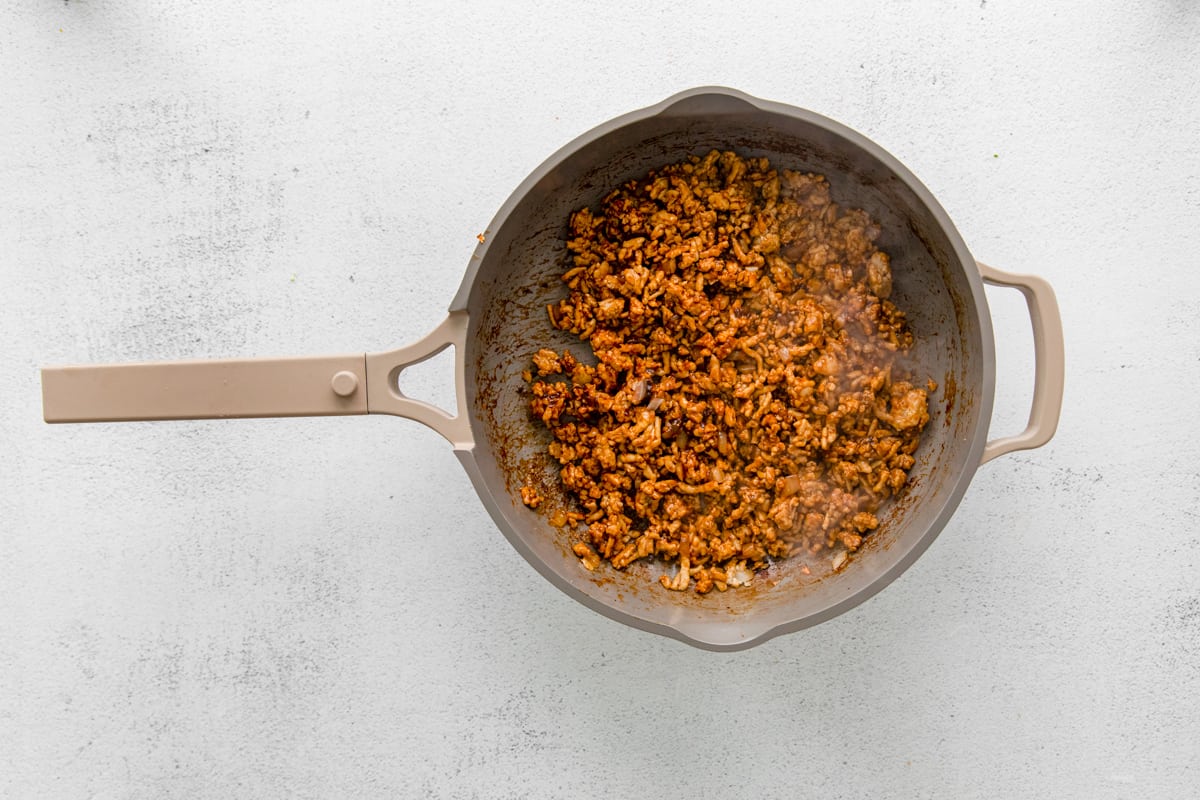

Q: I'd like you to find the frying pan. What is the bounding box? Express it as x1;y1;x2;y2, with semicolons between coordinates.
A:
41;87;1064;651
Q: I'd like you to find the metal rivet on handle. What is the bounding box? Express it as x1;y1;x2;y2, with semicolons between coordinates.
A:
330;370;359;397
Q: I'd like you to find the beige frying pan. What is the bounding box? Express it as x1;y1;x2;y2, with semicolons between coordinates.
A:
42;87;1064;650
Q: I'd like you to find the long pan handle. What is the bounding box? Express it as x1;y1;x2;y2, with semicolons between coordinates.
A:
41;312;473;449
42;355;369;422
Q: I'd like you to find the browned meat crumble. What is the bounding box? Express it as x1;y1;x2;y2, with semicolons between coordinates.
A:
523;150;931;593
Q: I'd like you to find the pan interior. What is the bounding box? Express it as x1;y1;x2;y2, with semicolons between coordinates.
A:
462;103;985;645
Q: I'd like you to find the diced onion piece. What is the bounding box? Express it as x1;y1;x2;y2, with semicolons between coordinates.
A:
726;562;754;587
780;474;803;497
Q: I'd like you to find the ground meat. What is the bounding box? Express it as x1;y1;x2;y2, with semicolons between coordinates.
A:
526;150;931;593
520;484;542;509
531;348;562;377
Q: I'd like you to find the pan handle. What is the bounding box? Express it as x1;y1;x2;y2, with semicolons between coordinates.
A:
42;354;370;422
42;311;474;449
365;312;473;449
977;261;1065;464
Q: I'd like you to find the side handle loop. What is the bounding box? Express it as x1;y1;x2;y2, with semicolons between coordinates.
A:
977;262;1065;464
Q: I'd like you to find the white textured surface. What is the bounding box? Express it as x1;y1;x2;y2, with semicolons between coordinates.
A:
2;1;1198;797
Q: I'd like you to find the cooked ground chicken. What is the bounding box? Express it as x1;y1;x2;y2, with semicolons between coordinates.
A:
523;150;931;593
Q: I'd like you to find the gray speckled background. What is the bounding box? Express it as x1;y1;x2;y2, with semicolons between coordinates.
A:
2;1;1198;798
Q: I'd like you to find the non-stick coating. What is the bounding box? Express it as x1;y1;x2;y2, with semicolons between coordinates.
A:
451;89;992;650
